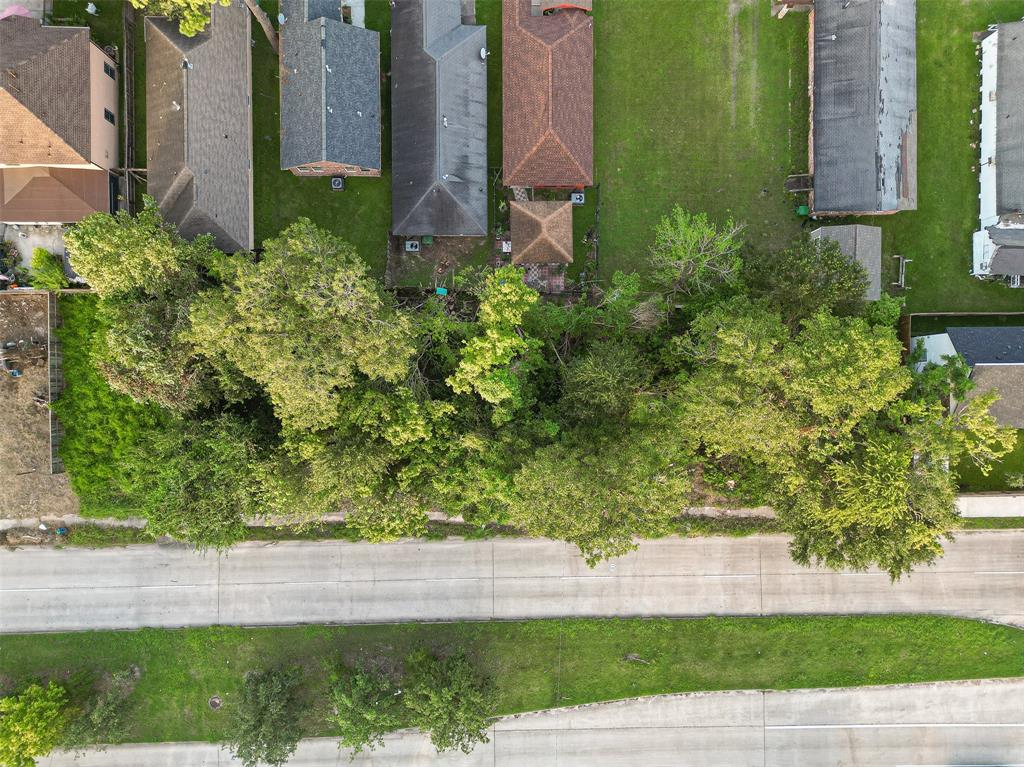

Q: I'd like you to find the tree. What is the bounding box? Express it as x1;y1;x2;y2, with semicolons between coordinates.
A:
560;340;653;424
328;665;403;756
64;197;204;297
447;266;540;425
122;415;263;549
228;668;305;767
29;248;68;291
507;426;692;564
403;651;491;755
743;235;868;323
0;682;69;767
648;208;743;303
190;219;415;432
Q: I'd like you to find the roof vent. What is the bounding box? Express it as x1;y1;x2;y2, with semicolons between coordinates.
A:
182;59;193;70
172;100;181;111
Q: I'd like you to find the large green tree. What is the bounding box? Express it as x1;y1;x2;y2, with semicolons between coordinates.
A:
328;665;403;756
0;683;69;767
227;668;305;767
403;652;491;755
191;219;415;432
648;208;744;304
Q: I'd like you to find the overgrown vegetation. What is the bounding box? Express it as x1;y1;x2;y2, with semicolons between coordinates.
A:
28;249;68;292
60;199;1015;577
2;617;1022;752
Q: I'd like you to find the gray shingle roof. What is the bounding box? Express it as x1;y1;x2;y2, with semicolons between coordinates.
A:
995;21;1024;215
145;1;253;253
812;0;917;214
280;0;381;172
947;326;1024;366
810;224;882;300
391;0;488;236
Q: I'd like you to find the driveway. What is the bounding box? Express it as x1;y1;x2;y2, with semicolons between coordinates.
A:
2;532;1022;633
39;679;1024;766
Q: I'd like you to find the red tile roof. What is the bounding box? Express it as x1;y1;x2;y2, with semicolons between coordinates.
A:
503;0;593;188
511;200;573;264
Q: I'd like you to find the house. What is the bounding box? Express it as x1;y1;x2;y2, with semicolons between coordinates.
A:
145;0;253;253
510;199;573;293
391;0;488;237
0;14;118;224
810;224;882;300
809;0;916;215
972;21;1024;288
503;0;592;189
279;0;381;178
916;326;1024;428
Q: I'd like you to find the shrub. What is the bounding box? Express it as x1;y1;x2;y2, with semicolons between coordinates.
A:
227;668;305;767
0;682;69;767
29;248;68;291
327;665;403;755
62;670;135;751
403;651;491;754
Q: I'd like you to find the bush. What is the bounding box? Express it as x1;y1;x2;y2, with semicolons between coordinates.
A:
403;651;491;755
28;248;68;291
62;670;135;751
327;665;403;755
0;682;69;767
227;667;305;767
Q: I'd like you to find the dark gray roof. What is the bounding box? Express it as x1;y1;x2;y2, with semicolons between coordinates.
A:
391;0;488;236
145;1;253;253
947;327;1024;366
810;224;882;300
990;246;1024;276
995;21;1024;215
812;0;917;214
280;0;381;171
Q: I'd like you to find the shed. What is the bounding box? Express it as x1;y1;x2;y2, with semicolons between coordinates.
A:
390;0;488;236
279;0;381;177
810;224;882;301
503;0;593;188
811;0;917;215
510;200;573;264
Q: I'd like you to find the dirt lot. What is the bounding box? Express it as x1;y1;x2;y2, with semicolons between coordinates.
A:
0;291;78;518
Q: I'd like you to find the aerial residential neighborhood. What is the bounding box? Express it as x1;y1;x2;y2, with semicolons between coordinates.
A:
0;1;1022;766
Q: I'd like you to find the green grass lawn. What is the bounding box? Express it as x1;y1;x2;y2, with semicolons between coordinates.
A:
958;429;1024;492
591;0;809;278
832;1;1024;313
1;616;1021;744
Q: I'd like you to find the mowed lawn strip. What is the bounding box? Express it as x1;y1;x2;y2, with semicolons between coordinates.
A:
591;0;809;278
2;616;1022;744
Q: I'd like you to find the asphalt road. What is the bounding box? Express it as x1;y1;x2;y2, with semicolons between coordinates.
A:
2;532;1023;633
39;679;1024;766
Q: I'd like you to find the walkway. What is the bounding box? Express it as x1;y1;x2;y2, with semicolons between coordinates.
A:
2;532;1022;633
39;679;1024;766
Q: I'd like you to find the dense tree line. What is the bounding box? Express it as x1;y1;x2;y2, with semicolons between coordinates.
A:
62;199;1016;576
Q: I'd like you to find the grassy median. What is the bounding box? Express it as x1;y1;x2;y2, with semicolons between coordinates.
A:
1;616;1022;743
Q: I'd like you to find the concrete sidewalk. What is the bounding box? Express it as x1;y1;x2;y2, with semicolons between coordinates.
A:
39;679;1024;766
3;532;1022;633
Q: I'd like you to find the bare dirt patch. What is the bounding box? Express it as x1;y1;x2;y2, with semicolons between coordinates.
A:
0;292;78;518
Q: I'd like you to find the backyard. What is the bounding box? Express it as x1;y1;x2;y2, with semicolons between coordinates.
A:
2;616;1022;744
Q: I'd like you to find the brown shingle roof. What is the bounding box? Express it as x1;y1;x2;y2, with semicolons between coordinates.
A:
511;200;573;264
503;0;593;188
0;167;108;223
0;15;91;165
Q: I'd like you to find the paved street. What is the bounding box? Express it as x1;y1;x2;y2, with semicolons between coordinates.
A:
39;679;1024;766
2;532;1022;632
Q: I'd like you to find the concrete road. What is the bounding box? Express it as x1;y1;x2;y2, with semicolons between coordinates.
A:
2;532;1023;633
39;679;1024;766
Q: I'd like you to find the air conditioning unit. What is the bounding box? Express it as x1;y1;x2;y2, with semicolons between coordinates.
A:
570;192;585;206
331;176;345;191
405;240;420;253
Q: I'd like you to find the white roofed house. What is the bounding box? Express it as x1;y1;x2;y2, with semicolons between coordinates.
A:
974;21;1024;288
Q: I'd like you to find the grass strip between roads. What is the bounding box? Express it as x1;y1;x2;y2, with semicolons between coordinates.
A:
1;617;1022;744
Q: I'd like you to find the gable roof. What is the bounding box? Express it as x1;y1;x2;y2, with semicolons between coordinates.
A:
391;0;488;236
503;0;592;188
947;326;1024;366
0;15;92;165
965;365;1024;428
511;200;573;264
280;0;381;171
994;21;1024;216
810;224;882;300
145;1;253;253
811;0;917;214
